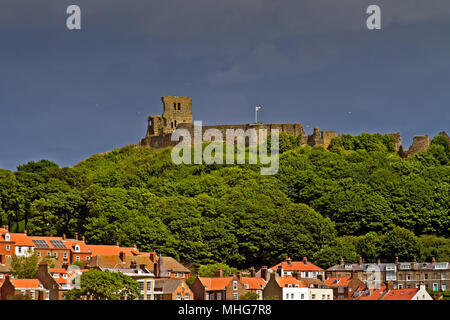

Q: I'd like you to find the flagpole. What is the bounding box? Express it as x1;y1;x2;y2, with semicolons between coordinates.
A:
255;107;257;124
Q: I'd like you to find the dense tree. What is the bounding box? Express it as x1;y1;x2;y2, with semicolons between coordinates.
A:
1;133;448;270
10;250;39;278
63;269;140;300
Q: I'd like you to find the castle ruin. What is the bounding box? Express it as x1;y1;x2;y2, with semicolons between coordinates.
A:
139;96;447;157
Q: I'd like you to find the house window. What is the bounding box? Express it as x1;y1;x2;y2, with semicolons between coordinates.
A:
138;282;145;291
301;293;304;299
64;252;68;259
76;256;80;261
398;284;403;289
63;274;68;279
338;287;344;293
185;294;189;300
86;256;90;261
167;272;171;277
54;252;58;258
47;252;51;256
433;283;438;291
177;103;181;110
180;272;184;278
45;291;49;300
0;274;3;279
291;293;294;299
217;292;222;300
174;120;177;127
312;294;316;300
174;272;178;278
233;281;238;290
173;103;177;110
442;285;447;291
74;245;80;253
30;290;35;300
327;295;331;300
233;293;238;300
37;252;41;257
406;275;411;281
53;273;59;278
6;245;10;251
18;247;22;253
424;274;428;280
5;233;10;241
176;294;181;300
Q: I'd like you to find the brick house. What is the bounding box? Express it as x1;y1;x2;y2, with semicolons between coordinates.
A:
0;226;15;264
29;236;71;264
327;257;449;291
263;272;309;300
0;277;48;300
191;269;247;300
324;275;366;299
269;256;325;279
154;279;193;300
157;256;191;280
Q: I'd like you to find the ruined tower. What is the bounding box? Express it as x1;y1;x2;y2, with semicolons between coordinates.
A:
146;96;192;137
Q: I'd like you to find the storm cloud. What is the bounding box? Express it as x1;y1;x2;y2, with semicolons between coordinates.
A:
0;0;449;170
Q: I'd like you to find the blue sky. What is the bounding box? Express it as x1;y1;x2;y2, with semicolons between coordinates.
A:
0;0;449;170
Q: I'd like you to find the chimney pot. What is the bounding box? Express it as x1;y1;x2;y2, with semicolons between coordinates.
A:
216;268;223;278
303;256;308;264
63;234;66;240
24;230;27;235
340;257;344;265
395;256;399;264
377;259;381;265
359;257;363;264
75;232;78;240
432;256;436;263
82;235;85;242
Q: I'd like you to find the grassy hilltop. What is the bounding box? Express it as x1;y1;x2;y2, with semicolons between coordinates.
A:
0;133;448;268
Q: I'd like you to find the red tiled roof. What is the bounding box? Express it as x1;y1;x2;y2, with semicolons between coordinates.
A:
353;286;386;300
85;245;140;256
49;268;68;274
325;276;352;287
382;289;418;300
240;277;266;290
277;276;305;288
270;261;323;272
198;277;233;291
9;233;34;246
10;279;43;289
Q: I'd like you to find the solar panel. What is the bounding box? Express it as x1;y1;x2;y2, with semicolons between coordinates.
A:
49;240;66;249
32;239;49;248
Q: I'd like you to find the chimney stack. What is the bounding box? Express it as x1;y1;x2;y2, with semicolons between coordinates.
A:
75;232;78;240
250;266;255;277
432;256;436;263
134;244;137;249
260;266;268;281
82;235;85;242
277;265;283;277
303;256;308;265
286;256;292;265
386;281;394;290
63;234;66;240
216;268;223;278
359;257;363;265
153;262;159;277
340;257;344;265
116;241;119;246
377;259;381;265
24;230;27;235
395;256;399;264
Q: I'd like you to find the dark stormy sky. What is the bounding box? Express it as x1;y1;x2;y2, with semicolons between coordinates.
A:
0;0;449;170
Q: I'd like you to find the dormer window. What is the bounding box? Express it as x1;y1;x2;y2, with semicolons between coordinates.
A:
5;233;10;241
74;245;80;252
62;274;68;279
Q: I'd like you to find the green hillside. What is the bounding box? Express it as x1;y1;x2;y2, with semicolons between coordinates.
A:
0;133;448;268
